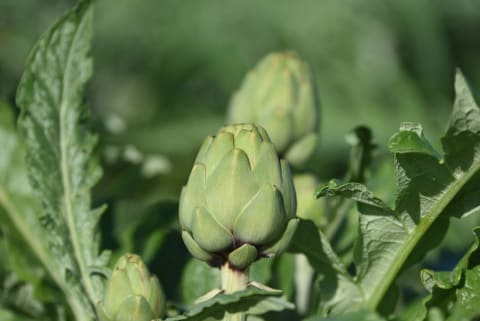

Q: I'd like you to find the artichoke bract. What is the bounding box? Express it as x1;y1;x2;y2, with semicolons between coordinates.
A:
180;124;299;270
97;254;166;321
227;52;320;167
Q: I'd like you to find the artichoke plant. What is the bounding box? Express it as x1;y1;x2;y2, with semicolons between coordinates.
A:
227;52;320;167
97;254;166;321
179;124;299;270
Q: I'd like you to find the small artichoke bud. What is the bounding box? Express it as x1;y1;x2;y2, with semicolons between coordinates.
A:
97;254;166;321
294;174;325;227
180;124;299;270
227;52;320;167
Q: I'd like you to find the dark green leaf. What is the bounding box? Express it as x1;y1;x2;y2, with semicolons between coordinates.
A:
345;125;376;183
113;199;178;264
421;227;480;321
288;219;364;314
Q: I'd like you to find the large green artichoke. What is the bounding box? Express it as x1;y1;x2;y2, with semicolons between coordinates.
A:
97;254;166;321
180;124;299;270
227;52;320;167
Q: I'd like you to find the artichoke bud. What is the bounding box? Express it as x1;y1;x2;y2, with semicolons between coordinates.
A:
97;254;166;321
180;124;298;270
294;174;325;227
227;51;320;167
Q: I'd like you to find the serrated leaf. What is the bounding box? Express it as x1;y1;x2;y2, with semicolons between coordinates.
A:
170;284;293;321
15;0;108;319
315;181;392;211
315;70;480;313
420;227;480;321
0;104;92;320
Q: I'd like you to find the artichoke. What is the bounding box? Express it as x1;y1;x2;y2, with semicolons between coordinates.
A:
179;124;299;270
227;51;320;167
97;254;166;321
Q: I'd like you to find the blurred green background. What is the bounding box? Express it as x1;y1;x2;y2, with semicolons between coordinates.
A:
2;0;480;185
1;0;480;304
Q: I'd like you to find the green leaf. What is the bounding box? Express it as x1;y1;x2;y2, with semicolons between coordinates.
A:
15;0;108;318
0;308;37;321
288;219;364;314
170;284;293;321
345;125;376;183
274;254;295;300
388;122;442;160
322;126;377;261
421;227;480;321
315;181;392;211
0;103;91;320
315;70;480;313
180;259;220;305
303;309;385;321
113;199;178;264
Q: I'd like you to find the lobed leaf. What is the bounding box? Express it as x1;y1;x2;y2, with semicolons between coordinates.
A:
0;103;93;320
315;70;480;313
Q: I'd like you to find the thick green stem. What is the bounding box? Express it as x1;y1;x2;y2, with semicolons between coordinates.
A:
221;263;249;321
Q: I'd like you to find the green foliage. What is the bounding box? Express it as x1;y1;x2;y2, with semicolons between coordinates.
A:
310;70;480;315
162;284;293;321
12;0;109;320
1;1;480;321
420;227;480;321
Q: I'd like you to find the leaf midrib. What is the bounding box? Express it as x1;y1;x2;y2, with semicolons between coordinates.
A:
0;189;91;321
58;8;97;304
364;159;480;309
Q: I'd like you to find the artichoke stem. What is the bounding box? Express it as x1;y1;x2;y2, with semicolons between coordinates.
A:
221;262;249;321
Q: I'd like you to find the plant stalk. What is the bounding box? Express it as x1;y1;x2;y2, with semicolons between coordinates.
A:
221;262;249;321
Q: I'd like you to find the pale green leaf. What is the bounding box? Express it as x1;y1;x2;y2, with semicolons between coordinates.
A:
0;103;93;320
16;0;108;318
